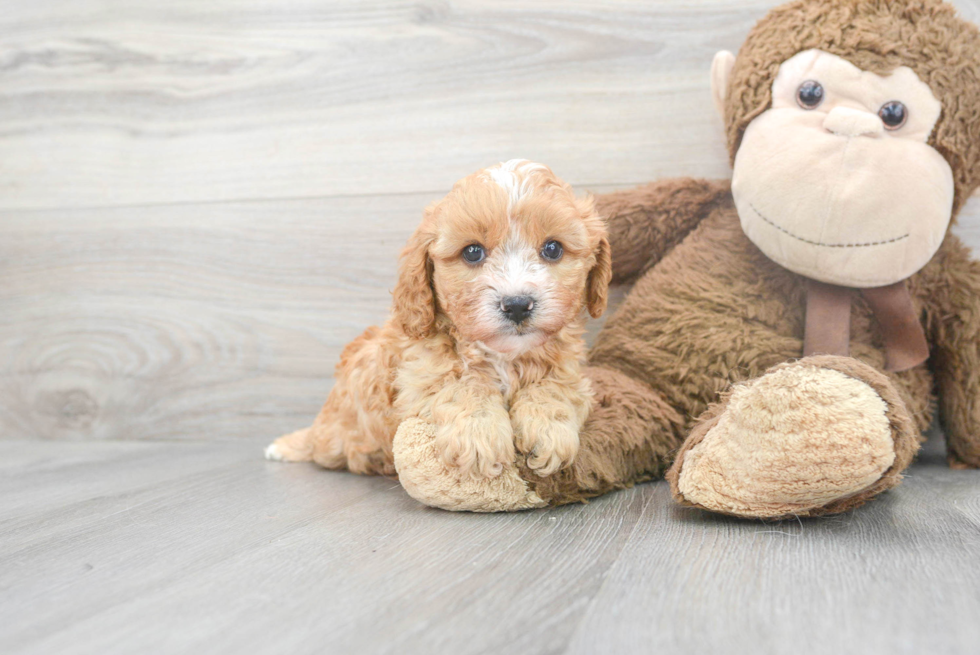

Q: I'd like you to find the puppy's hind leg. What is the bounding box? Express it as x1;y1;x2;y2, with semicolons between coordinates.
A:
265;427;315;462
266;324;398;473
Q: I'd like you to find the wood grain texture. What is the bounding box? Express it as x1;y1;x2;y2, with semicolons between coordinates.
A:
4;0;973;210
2;191;977;443
2;0;980;442
0;187;630;442
0;193;411;441
1;436;978;655
0;0;753;209
3;2;980;652
564;436;980;655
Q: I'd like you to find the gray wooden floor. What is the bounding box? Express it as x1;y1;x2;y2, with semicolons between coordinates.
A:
3;1;980;653
3;434;979;655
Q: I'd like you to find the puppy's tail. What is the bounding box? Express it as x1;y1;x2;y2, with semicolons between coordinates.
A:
264;427;314;462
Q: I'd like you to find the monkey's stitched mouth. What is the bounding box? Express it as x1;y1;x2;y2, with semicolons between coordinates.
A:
748;202;910;248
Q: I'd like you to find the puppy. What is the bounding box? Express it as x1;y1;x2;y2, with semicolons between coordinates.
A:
265;159;611;479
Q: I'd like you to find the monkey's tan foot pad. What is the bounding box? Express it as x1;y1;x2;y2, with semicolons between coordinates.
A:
666;356;919;519
393;418;548;512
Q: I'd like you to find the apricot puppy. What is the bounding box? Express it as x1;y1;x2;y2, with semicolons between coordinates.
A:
266;160;611;479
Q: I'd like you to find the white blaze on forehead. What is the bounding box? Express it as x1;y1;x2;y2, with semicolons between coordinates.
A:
483;159;548;208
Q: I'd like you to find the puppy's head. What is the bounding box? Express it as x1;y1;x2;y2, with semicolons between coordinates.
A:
393;159;611;355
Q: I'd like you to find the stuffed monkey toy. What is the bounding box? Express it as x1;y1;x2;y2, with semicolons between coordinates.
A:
393;0;980;518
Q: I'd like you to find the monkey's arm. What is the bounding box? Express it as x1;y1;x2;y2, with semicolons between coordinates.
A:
594;178;731;283
926;236;980;468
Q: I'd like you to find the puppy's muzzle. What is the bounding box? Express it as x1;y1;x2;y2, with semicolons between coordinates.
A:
500;296;534;324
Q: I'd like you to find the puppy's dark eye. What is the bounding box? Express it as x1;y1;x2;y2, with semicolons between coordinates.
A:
879;101;908;130
540;240;563;262
797;80;824;109
461;243;486;264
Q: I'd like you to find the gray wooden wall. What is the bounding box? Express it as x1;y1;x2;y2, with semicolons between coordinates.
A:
4;0;980;442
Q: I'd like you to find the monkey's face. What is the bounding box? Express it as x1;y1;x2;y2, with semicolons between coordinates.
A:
723;49;954;288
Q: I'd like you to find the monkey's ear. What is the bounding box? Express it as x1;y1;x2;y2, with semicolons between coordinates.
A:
711;50;736;120
587;236;612;319
392;225;436;339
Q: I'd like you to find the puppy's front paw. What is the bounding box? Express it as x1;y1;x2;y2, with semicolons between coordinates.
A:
513;414;580;477
435;413;515;479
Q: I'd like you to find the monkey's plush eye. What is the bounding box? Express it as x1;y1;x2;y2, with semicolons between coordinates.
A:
462;244;486;264
796;80;824;109
541;240;563;261
879;101;908;130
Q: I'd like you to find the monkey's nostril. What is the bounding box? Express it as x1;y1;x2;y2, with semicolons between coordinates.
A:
500;296;534;324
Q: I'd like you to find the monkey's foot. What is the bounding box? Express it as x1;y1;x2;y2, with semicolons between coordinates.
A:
666;356;920;519
392;418;547;512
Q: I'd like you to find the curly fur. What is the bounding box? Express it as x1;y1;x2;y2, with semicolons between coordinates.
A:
268;161;611;479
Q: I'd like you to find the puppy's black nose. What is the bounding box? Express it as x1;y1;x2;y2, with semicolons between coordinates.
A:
500;296;534;324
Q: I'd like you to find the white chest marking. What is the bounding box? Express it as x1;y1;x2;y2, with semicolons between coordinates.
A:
473;343;518;399
489;355;515;398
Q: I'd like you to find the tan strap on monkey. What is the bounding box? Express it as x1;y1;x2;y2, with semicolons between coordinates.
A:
803;279;929;372
803;280;853;359
862;282;931;372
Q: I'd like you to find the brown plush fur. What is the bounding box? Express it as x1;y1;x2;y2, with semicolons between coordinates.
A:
520;0;980;513
523;364;684;505
532;178;980;507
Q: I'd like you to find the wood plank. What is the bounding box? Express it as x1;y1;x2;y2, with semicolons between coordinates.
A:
3;0;976;210
3;191;979;443
4;190;978;443
2;0;977;223
0;440;262;526
4;0;980;445
1;437;978;654
0;194;414;441
0;187;630;442
952;197;980;258
563;435;980;655
0;0;777;210
0;438;646;655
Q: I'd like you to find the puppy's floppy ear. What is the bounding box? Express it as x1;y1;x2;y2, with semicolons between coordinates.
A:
579;195;612;319
587;236;612;318
392;218;436;339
